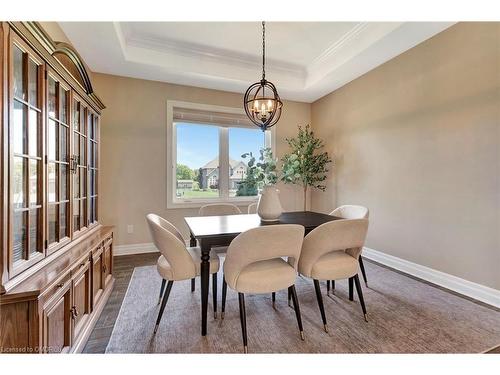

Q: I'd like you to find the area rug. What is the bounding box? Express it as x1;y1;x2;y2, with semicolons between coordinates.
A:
105;260;500;353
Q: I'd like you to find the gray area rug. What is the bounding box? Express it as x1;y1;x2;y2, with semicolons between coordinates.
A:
105;260;500;353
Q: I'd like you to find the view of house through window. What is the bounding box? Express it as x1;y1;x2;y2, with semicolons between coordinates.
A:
175;122;266;201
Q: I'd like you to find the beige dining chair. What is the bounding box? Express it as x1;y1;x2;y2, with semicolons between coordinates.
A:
199;203;242;216
190;203;242;293
146;214;221;334
247;202;258;214
297;218;369;332
221;224;305;353
328;205;369;295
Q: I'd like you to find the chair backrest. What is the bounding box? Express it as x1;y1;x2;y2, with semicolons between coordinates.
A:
146;214;195;280
330;205;369;219
299;219;369;278
224;224;305;288
247;202;258;214
199;203;241;216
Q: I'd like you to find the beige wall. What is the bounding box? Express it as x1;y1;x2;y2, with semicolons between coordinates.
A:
38;22;72;44
311;23;500;289
92;73;311;246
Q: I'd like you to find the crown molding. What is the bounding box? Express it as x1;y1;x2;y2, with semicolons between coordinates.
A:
118;23;306;80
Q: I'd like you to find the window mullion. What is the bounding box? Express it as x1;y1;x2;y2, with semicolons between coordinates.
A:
219;127;229;199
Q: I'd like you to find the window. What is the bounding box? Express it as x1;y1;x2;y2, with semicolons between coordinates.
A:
47;71;71;251
11;40;44;270
167;101;275;208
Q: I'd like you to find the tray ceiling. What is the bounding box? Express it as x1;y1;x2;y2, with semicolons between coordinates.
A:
58;22;454;102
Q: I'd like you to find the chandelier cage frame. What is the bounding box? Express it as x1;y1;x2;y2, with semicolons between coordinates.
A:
243;21;283;131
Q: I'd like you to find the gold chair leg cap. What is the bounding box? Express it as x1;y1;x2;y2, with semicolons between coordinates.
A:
364;314;368;322
323;324;329;333
243;346;248;354
300;331;305;341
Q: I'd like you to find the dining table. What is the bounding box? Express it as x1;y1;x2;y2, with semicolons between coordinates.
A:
184;210;342;336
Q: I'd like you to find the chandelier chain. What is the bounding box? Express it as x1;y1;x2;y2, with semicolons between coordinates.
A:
262;21;265;80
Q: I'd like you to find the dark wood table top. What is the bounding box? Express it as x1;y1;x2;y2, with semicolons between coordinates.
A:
185;211;342;239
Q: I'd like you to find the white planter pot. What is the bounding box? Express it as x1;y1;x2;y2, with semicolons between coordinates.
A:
257;185;283;222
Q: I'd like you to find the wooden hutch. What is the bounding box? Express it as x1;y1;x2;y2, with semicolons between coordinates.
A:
0;22;114;353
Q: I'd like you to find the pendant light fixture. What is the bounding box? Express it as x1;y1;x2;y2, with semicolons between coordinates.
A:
244;21;283;131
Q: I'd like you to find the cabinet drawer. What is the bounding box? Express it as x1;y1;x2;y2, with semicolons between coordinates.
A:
104;235;113;248
41;278;72;353
39;272;72;307
71;257;91;341
91;247;104;309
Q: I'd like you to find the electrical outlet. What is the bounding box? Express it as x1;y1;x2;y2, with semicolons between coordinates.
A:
127;225;134;234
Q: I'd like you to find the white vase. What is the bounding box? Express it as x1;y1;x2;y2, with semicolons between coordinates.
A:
257;185;283;222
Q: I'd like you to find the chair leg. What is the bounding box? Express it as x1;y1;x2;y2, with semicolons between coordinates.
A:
354;274;368;322
221;276;227;320
348;277;354;301
288;288;292;307
359;256;368;286
212;273;218;319
326;280;330;296
289;285;305;340
272;292;276;308
331;280;335;290
238;293;248;353
191;278;195;292
154;280;174;333
313;279;328;332
158;279;166;305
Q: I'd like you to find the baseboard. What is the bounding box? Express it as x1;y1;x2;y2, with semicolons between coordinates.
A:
114;242;158;256
362;247;500;309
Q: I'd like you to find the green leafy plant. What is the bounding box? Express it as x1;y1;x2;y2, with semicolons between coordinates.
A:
236;148;278;196
176;164;194;180
281;124;332;210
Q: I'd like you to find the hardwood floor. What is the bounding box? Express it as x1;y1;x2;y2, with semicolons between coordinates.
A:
83;253;500;354
83;253;159;353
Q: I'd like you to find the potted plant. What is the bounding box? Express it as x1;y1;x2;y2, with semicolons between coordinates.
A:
240;148;282;221
281;124;332;211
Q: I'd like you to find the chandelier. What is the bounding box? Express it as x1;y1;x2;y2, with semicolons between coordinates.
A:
244;21;283;131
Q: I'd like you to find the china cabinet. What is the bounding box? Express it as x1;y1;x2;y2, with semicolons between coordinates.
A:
0;22;113;353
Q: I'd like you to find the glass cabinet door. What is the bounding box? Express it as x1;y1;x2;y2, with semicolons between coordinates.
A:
88;112;99;226
72;97;88;234
10;37;44;273
46;71;71;252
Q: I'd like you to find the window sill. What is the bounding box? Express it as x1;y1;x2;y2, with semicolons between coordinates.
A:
167;196;258;210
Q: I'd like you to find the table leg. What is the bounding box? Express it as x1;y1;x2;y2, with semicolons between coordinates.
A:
199;240;210;336
190;233;197;247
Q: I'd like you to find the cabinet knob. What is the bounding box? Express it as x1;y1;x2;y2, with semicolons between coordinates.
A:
56;282;64;288
102;264;107;273
70;306;79;319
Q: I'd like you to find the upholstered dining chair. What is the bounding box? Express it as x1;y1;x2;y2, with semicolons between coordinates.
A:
328;205;369;295
146;214;221;334
189;203;242;293
297;219;369;332
247;202;258;214
221;224;305;353
199;203;242;216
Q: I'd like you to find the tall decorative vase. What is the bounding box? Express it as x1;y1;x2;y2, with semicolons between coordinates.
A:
257;185;283;222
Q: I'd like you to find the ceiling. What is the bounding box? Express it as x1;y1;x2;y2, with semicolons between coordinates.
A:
58;22;455;103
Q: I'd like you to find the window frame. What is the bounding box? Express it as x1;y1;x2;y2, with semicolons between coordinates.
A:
166;100;276;209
